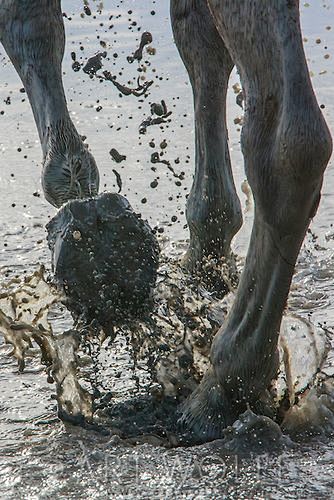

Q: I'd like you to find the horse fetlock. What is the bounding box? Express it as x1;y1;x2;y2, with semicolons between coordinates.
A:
186;204;240;266
212;328;278;396
42;144;99;208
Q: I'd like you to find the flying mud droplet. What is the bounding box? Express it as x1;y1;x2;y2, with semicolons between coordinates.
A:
83;4;91;16
150;152;183;179
70;52;81;72
72;230;82;241
127;32;153;63
83;52;107;75
140;101;172;134
146;46;156;56
102;71;153;97
151;100;168;117
112;169;122;193
109;148;126;163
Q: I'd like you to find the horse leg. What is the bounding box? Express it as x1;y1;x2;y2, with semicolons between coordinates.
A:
170;0;242;290
0;0;99;207
180;0;333;442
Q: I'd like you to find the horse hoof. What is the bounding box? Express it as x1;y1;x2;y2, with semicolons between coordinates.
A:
46;192;160;326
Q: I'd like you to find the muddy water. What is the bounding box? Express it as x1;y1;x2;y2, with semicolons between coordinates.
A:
0;0;334;498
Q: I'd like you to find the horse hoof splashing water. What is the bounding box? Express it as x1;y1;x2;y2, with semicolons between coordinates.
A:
0;0;334;465
46;192;160;330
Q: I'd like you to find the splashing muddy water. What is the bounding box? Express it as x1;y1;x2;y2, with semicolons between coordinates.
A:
0;257;333;443
0;0;334;498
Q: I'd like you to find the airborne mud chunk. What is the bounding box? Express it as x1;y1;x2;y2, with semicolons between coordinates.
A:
46;193;160;327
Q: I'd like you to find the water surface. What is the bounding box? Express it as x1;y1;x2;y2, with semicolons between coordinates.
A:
0;1;334;498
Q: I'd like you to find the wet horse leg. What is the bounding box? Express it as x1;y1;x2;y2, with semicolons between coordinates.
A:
180;0;333;441
170;0;242;289
0;0;99;207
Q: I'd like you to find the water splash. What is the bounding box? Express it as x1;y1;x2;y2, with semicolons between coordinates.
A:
0;267;93;422
0;259;333;444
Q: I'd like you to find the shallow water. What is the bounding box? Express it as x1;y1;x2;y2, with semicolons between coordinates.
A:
0;0;334;498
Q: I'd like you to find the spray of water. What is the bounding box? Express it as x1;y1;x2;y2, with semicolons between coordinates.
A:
0;259;333;444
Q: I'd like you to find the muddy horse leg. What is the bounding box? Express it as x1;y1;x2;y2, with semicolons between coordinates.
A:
180;0;333;442
170;0;242;290
0;0;99;207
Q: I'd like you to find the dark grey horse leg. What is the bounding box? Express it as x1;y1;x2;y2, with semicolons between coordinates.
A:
1;2;159;336
170;0;242;286
0;0;99;207
180;0;333;442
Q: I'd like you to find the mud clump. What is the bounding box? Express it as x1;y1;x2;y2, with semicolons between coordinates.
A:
127;31;153;63
83;52;107;75
46;193;160;328
109;148;126;163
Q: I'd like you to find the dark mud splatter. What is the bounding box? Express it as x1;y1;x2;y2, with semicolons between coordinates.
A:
46;193;160;329
109;147;126;163
127;32;153;63
112;168;122;192
102;71;153;97
83;52;107;75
